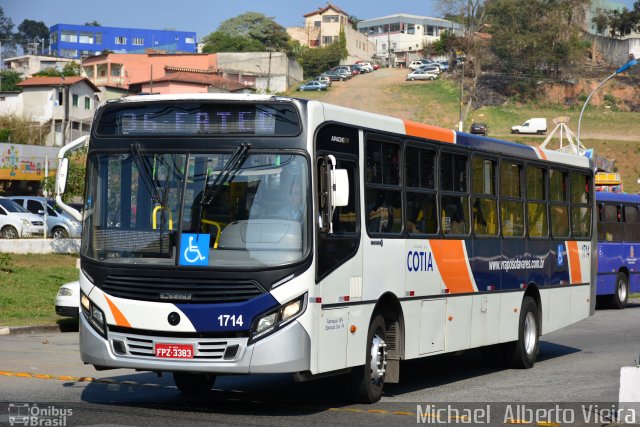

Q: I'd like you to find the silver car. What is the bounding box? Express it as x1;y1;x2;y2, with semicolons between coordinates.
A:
8;196;82;238
0;197;45;238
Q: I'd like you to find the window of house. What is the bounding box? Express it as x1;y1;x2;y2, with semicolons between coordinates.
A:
526;166;548;238
322;15;339;23
84;97;91;110
115;36;127;45
51;33;58;44
79;32;94;44
72;94;79;107
61;31;77;42
95;33;102;44
185;37;195;44
500;161;524;237
57;90;64;106
314;20;321;27
132;37;144;46
472;157;498;236
72;122;80;130
365;138;402;234
60;49;78;57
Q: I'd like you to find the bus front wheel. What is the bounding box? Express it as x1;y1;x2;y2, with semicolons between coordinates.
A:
506;296;539;369
349;314;387;403
172;372;216;394
611;272;629;309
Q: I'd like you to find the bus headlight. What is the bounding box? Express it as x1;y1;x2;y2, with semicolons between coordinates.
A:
81;291;107;338
249;293;307;344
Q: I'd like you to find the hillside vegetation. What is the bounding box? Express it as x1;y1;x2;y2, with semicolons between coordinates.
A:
289;69;640;193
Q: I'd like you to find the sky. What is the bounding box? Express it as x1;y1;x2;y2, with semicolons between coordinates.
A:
4;0;638;40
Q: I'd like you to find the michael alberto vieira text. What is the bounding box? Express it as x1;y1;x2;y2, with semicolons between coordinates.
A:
416;404;636;424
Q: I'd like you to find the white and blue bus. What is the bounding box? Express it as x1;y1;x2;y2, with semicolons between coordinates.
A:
596;191;640;309
56;94;596;403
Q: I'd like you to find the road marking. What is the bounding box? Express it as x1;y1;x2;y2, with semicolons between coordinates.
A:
0;370;428;419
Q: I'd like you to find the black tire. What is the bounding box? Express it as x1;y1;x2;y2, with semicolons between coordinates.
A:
610;272;629;309
504;296;539;369
52;227;69;239
1;225;19;239
348;315;387;403
513;130;520;134
173;372;215;395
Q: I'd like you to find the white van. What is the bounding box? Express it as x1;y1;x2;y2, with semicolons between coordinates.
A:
511;118;547;134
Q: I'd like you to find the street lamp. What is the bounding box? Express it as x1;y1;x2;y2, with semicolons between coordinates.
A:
577;57;638;143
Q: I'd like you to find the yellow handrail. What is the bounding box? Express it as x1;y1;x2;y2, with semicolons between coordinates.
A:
152;205;173;230
201;219;222;248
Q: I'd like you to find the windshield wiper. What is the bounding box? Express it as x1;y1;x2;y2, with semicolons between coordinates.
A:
129;143;162;203
201;143;251;207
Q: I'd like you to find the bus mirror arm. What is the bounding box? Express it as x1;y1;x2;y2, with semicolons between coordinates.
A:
322;155;349;234
55;135;88;222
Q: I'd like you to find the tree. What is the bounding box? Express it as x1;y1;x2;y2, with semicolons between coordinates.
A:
202;12;290;52
0;7;17;58
438;0;490;124
84;20;101;26
486;0;590;81
33;61;81;77
603;5;640;38
0;70;23;91
202;32;264;53
41;148;86;203
297;32;347;77
16;19;48;53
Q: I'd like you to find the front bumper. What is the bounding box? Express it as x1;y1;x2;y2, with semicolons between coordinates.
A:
22;226;45;237
79;314;311;374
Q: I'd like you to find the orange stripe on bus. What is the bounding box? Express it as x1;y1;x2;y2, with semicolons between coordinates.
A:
430;240;475;293
567;241;582;284
533;147;548;160
403;120;455;143
104;295;132;328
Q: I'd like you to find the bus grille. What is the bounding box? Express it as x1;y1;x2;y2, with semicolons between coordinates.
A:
112;334;236;360
100;275;265;303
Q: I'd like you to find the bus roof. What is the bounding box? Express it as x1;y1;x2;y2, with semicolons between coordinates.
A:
100;94;592;169
596;191;640;203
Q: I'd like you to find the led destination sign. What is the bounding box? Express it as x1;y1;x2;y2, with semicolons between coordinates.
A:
96;103;300;136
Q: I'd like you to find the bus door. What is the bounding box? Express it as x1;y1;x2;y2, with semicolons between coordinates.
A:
315;124;362;373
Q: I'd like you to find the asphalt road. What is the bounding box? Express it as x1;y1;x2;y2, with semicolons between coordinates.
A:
1;305;640;426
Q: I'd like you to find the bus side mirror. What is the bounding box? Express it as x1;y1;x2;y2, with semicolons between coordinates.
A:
331;169;349;208
56;157;69;195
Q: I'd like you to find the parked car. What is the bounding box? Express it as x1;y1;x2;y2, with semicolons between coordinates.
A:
437;61;450;72
55;280;79;318
0;197;45;239
372;63;380;70
297;81;328;91
470;122;489;136
320;71;347;81
409;60;426;70
331;66;353;78
511;118;548;134
313;75;332;87
406;69;438;81
417;65;441;74
355;61;374;72
8;196;82;238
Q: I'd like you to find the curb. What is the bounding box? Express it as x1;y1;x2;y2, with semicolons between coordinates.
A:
0;325;62;335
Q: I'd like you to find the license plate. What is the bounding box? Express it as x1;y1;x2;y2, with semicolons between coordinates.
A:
155;343;194;359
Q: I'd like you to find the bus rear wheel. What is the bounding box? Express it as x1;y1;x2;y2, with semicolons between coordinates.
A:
349;314;387;403
505;296;539;369
611;272;629;309
172;372;216;394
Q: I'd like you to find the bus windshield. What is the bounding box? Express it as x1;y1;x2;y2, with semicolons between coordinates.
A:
82;150;310;268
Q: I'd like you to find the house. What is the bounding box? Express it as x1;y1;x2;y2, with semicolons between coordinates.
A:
3;55;75;78
287;3;375;63
16;76;100;146
129;69;253;94
81;52;302;95
357;14;463;67
49;23;197;59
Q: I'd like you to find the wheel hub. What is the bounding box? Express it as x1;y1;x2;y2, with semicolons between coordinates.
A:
369;334;387;385
618;279;627;302
524;312;537;355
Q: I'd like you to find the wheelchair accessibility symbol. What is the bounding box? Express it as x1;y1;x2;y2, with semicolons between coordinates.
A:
180;234;210;266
